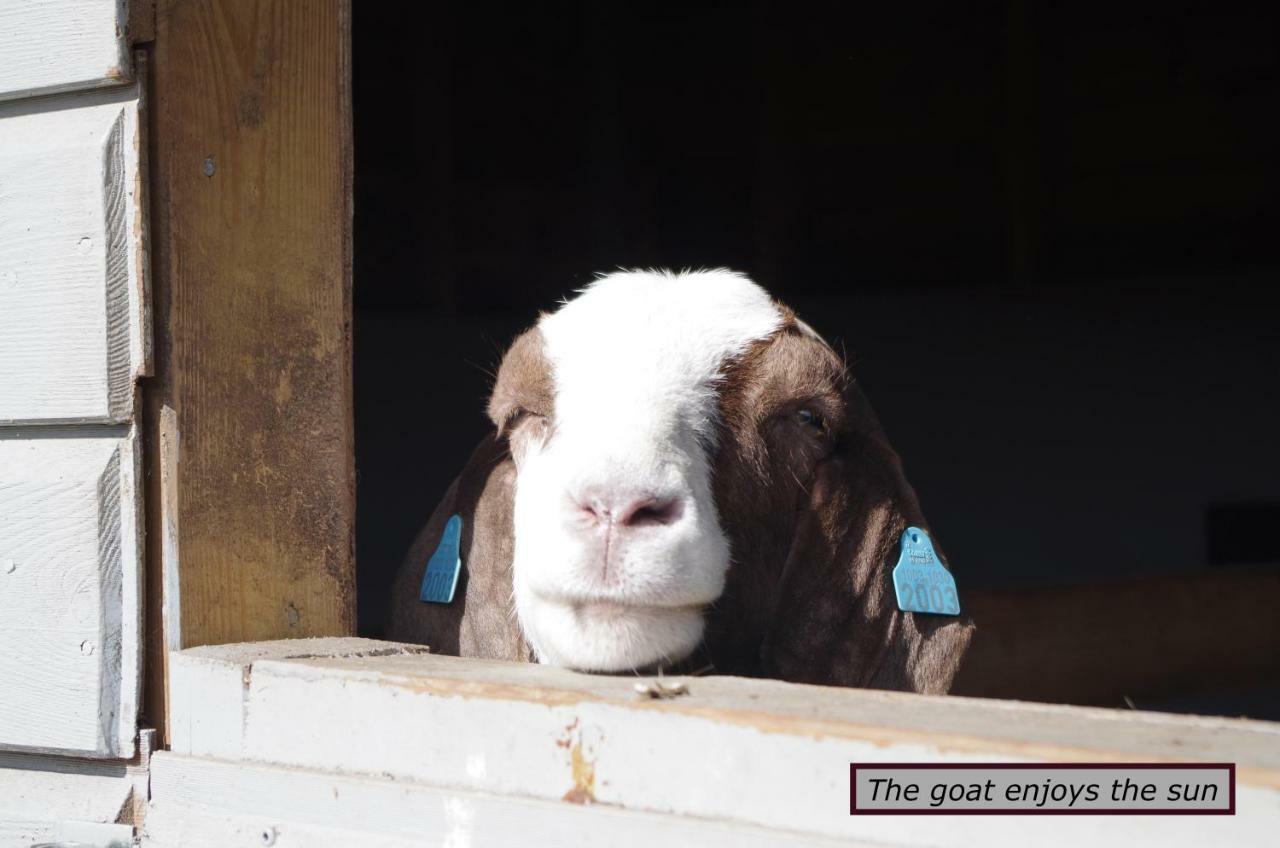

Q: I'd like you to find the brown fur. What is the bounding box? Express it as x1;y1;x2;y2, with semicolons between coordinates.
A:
486;326;555;435
388;312;973;693
388;434;530;661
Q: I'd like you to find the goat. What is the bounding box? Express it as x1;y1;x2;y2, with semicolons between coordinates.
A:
388;270;973;693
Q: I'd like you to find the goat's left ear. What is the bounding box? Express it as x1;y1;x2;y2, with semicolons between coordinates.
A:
387;433;527;661
759;384;974;694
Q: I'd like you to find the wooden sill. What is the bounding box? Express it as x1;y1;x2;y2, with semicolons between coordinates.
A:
162;638;1280;846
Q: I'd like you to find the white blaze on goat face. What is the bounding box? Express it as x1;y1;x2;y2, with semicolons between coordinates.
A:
510;270;784;671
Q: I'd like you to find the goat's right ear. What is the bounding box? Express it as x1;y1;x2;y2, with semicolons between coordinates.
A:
387;433;528;661
759;384;974;693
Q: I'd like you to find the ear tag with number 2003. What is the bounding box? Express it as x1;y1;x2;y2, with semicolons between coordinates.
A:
892;526;960;615
419;514;463;604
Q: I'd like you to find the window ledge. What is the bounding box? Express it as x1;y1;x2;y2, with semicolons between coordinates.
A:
160;638;1280;846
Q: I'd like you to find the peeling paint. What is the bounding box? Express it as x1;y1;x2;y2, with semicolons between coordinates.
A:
555;718;578;749
558;717;599;804
562;741;596;804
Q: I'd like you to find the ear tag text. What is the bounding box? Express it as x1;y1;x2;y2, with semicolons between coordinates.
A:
419;514;463;604
892;526;960;615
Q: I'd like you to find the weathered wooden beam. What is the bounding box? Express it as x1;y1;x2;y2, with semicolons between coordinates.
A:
146;751;854;848
166;640;1280;846
145;0;355;740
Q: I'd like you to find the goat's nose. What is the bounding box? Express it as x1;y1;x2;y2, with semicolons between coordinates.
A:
577;491;685;529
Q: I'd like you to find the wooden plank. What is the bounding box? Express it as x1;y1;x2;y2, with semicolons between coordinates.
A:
0;816;133;846
145;752;852;848
147;0;355;663
955;568;1280;706
142;404;180;747
0;429;142;757
1;822;132;848
168;637;428;760
0;85;148;425
167;641;1280;846
0;750;141;847
129;0;158;46
0;1;131;102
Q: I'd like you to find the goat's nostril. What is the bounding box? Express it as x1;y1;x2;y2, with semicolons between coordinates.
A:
571;490;685;530
577;500;608;523
619;496;683;528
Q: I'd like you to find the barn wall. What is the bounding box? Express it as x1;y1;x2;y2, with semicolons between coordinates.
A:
0;9;146;760
0;2;148;843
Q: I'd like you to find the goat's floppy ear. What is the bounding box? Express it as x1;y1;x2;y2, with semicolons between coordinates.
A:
760;384;973;693
387;433;528;661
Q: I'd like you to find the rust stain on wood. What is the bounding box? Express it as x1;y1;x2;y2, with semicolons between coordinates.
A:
558;719;597;805
561;742;597;804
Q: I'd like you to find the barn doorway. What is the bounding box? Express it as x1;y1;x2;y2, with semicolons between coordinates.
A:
352;2;1280;716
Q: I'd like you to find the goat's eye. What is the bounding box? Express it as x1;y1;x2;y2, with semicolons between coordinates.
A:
796;408;824;429
502;408;537;436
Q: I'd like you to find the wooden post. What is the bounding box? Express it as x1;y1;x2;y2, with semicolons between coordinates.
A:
145;0;355;742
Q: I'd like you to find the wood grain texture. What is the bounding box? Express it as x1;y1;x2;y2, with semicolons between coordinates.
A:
128;0;158;46
168;638;430;761
166;642;1280;846
148;0;355;653
146;752;853;848
142;403;180;747
0;749;145;846
0;0;132;102
0;86;148;425
0;430;142;758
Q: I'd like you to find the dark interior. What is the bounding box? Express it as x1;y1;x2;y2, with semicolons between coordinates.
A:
352;2;1279;710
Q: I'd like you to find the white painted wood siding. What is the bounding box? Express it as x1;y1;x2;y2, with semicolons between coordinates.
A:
0;749;142;848
164;641;1280;848
145;754;855;848
0;429;142;758
0;0;131;102
0;23;148;766
0;85;147;425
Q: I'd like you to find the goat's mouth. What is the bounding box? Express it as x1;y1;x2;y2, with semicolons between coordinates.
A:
519;591;709;672
531;590;711;616
569;599;706;619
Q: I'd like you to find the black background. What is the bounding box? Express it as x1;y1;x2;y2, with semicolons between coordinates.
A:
353;2;1279;640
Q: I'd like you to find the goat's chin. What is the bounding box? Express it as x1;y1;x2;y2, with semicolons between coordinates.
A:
518;596;704;672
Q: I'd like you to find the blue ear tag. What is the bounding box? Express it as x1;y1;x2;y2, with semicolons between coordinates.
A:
419;514;463;604
892;526;960;615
